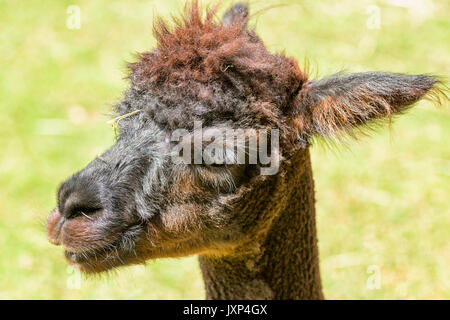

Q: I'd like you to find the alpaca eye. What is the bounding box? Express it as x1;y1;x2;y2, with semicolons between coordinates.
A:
202;148;236;168
209;163;226;168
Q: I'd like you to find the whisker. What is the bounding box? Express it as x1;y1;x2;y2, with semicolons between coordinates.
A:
80;211;93;220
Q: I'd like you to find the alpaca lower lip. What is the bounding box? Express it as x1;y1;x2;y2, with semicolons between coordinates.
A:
65;248;104;263
64;246;120;273
63;242;112;262
64;242;117;264
63;228;143;271
63;225;143;265
65;250;85;263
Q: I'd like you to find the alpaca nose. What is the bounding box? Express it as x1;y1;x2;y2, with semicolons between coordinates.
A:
47;176;104;245
57;175;103;220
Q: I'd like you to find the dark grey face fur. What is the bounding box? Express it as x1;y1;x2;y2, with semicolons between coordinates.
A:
53;115;166;266
48;86;276;273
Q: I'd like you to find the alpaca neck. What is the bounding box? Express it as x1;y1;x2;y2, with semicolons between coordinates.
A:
199;149;323;299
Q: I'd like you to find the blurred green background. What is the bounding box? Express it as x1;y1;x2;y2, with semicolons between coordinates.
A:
0;0;448;299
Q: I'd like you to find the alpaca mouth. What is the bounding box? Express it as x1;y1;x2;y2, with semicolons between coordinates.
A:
64;225;144;273
65;243;118;264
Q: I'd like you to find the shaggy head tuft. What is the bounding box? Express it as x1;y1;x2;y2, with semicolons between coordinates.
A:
125;1;307;131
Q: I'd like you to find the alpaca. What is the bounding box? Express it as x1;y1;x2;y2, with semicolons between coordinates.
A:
46;2;445;299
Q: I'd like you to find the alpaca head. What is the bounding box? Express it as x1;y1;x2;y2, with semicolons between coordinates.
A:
46;1;443;274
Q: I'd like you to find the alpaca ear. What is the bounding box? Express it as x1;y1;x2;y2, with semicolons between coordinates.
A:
222;3;249;27
291;72;446;141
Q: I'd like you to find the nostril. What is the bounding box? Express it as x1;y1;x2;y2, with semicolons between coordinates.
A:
66;206;103;220
59;189;103;220
57;176;104;220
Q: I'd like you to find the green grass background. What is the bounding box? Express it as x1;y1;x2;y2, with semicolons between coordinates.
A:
0;0;448;299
